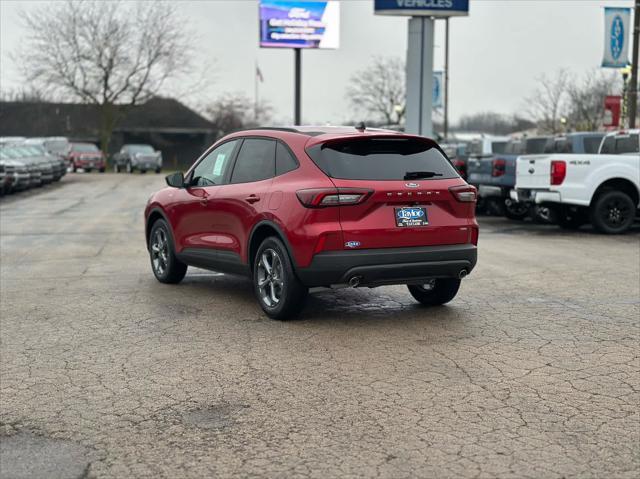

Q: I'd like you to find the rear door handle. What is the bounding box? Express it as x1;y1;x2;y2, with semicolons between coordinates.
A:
245;195;260;204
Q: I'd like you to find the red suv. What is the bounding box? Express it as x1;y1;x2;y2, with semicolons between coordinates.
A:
145;126;478;319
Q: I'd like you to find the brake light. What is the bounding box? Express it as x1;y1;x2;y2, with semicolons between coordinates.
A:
550;160;566;185
449;185;477;202
491;158;506;177
296;188;373;208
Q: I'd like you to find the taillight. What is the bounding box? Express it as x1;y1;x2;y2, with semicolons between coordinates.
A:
449;185;477;202
491;158;506;177
296;188;373;208
550;160;566;185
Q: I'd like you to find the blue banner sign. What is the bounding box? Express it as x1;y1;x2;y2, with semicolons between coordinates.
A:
602;7;630;68
374;0;469;17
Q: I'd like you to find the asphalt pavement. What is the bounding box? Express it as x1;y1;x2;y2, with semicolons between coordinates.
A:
1;173;639;478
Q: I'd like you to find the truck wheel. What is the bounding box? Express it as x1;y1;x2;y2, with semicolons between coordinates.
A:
486;198;506;216
72;162;77;173
114;163;121;173
253;237;308;320
504;200;529;221
155;167;162;174
126;161;133;174
590;190;635;234
99;167;105;173
408;279;461;306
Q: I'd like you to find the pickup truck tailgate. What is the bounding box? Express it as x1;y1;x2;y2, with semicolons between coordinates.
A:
516;155;551;189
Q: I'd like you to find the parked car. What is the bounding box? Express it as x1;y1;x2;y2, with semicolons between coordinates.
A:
513;129;640;234
144;126;479;320
21;145;66;181
441;142;469;179
0;146;46;187
68;143;106;172
0;154;30;194
24;137;71;164
113;144;162;173
468;136;551;219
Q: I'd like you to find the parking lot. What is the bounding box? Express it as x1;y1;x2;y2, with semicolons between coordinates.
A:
1;174;639;478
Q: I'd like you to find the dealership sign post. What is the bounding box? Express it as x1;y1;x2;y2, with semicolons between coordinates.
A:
375;0;469;138
259;1;340;124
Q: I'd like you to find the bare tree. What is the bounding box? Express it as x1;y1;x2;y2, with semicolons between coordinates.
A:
526;70;570;134
456;112;535;135
567;70;619;131
17;0;194;153
346;56;406;125
206;93;273;139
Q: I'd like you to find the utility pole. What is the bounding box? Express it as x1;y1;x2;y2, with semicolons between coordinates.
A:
294;49;301;125
444;17;450;141
629;0;639;128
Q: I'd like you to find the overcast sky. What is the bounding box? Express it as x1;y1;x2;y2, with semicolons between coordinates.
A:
0;0;634;124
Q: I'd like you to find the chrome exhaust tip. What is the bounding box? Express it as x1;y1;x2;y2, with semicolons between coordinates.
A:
458;269;468;279
348;276;362;288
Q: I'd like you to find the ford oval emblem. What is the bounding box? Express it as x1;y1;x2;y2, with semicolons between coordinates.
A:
405;182;420;188
611;15;624;60
345;241;361;249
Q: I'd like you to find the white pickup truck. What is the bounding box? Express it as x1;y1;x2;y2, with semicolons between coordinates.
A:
512;130;640;234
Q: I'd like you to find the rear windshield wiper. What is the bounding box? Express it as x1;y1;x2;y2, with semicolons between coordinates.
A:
404;171;443;180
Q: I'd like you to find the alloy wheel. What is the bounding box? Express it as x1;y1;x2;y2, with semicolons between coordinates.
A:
602;198;631;227
151;228;169;276
257;249;284;307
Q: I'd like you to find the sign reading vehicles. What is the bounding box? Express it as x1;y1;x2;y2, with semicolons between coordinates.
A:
374;0;469;17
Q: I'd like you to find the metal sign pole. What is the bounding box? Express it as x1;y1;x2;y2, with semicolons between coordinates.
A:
294;48;302;125
444;17;450;140
628;0;639;128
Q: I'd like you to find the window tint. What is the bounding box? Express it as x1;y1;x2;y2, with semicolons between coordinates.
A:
192;140;238;186
231;139;276;183
583;137;603;154
600;136;614;154
491;141;507;154
524;138;548;154
615;134;639;154
544;139;572;154
306;138;458;181
276;142;298;176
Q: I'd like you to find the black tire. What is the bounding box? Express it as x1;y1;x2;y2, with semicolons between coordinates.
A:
253;236;307;320
72;162;77;173
556;207;587;230
589;190;636;234
155;167;162;174
149;219;187;284
407;278;461;306
99;167;105;173
126;161;133;174
114;163;121;173
504;200;529;221
140;169;147;174
486;198;506;216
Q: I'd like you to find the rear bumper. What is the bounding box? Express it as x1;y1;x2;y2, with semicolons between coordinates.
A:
512;188;561;204
296;244;477;287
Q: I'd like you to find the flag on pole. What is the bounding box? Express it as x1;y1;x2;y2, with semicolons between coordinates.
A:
602;7;631;68
256;65;264;83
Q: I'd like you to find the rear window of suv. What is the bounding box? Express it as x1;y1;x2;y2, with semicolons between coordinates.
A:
307;138;458;181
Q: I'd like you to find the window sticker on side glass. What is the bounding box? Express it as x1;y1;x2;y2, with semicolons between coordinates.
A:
213;154;226;175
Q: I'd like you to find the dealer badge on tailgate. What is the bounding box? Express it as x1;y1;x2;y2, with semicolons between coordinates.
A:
395;207;428;227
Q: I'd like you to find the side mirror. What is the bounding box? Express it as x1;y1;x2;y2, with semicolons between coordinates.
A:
165;171;184;188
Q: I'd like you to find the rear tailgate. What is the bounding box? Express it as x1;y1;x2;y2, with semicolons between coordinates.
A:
305;135;476;250
516;155;552;189
466;155;493;186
